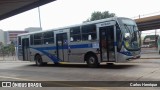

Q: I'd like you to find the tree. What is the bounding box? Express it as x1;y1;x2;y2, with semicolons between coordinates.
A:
0;43;15;56
8;43;15;56
84;11;116;22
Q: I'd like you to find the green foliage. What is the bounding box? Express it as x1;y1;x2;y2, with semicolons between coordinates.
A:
0;45;7;55
85;11;116;22
8;44;15;55
0;43;15;56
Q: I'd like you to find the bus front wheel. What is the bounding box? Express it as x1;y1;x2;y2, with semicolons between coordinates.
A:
86;54;99;68
35;55;45;66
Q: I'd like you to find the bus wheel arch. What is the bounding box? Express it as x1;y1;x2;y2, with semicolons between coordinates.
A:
84;52;99;68
34;54;45;66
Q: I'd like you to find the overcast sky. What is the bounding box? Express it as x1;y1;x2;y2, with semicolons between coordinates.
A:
0;0;160;31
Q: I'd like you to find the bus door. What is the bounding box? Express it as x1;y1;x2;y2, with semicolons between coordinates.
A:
99;25;116;62
22;38;30;61
56;33;69;62
99;26;115;62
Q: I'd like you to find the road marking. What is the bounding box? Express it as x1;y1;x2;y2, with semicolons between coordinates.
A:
0;76;34;81
0;75;109;90
81;87;109;90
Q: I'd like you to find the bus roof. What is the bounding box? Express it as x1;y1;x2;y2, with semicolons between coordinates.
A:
18;17;130;36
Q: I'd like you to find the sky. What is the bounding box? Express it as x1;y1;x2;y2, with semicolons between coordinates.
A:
0;0;160;32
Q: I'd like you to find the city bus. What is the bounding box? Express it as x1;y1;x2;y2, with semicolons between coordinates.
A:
17;17;141;67
157;36;160;54
143;35;158;48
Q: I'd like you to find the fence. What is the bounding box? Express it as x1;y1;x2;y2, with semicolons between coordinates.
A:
0;54;18;61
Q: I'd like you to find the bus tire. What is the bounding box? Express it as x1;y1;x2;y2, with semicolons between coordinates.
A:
86;54;99;68
35;55;44;66
54;62;60;65
107;63;114;66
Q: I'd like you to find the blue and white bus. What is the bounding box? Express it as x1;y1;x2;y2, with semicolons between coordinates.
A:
17;17;141;67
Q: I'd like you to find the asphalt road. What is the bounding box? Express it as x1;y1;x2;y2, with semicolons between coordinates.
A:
0;48;160;90
0;58;160;90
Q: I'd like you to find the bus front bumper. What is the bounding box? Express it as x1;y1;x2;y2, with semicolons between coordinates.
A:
126;55;141;60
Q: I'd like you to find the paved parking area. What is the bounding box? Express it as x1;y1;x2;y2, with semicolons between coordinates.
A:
0;48;160;90
0;59;160;90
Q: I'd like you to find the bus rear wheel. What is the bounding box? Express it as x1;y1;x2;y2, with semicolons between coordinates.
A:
35;55;45;66
86;54;99;68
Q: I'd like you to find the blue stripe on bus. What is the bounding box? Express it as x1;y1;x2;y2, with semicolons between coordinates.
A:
119;51;132;56
30;44;92;63
114;42;117;46
32;47;60;63
122;41;125;46
30;43;132;62
34;47;57;50
70;44;92;49
33;44;92;50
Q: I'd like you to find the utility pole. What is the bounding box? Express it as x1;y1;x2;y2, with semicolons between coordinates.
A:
38;7;42;30
139;15;140;19
138;14;142;46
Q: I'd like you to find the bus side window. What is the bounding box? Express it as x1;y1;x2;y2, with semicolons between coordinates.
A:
34;33;42;45
30;35;34;45
43;31;54;44
81;24;96;41
70;37;73;41
70;27;81;42
88;35;92;40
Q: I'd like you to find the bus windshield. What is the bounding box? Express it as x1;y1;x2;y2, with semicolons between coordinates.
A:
118;18;140;51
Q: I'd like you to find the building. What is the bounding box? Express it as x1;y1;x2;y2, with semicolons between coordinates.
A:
5;31;28;45
0;29;5;45
0;27;42;46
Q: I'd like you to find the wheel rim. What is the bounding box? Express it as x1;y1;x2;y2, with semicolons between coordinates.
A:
89;57;95;64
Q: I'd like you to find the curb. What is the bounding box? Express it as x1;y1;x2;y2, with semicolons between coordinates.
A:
140;58;160;59
0;60;31;63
